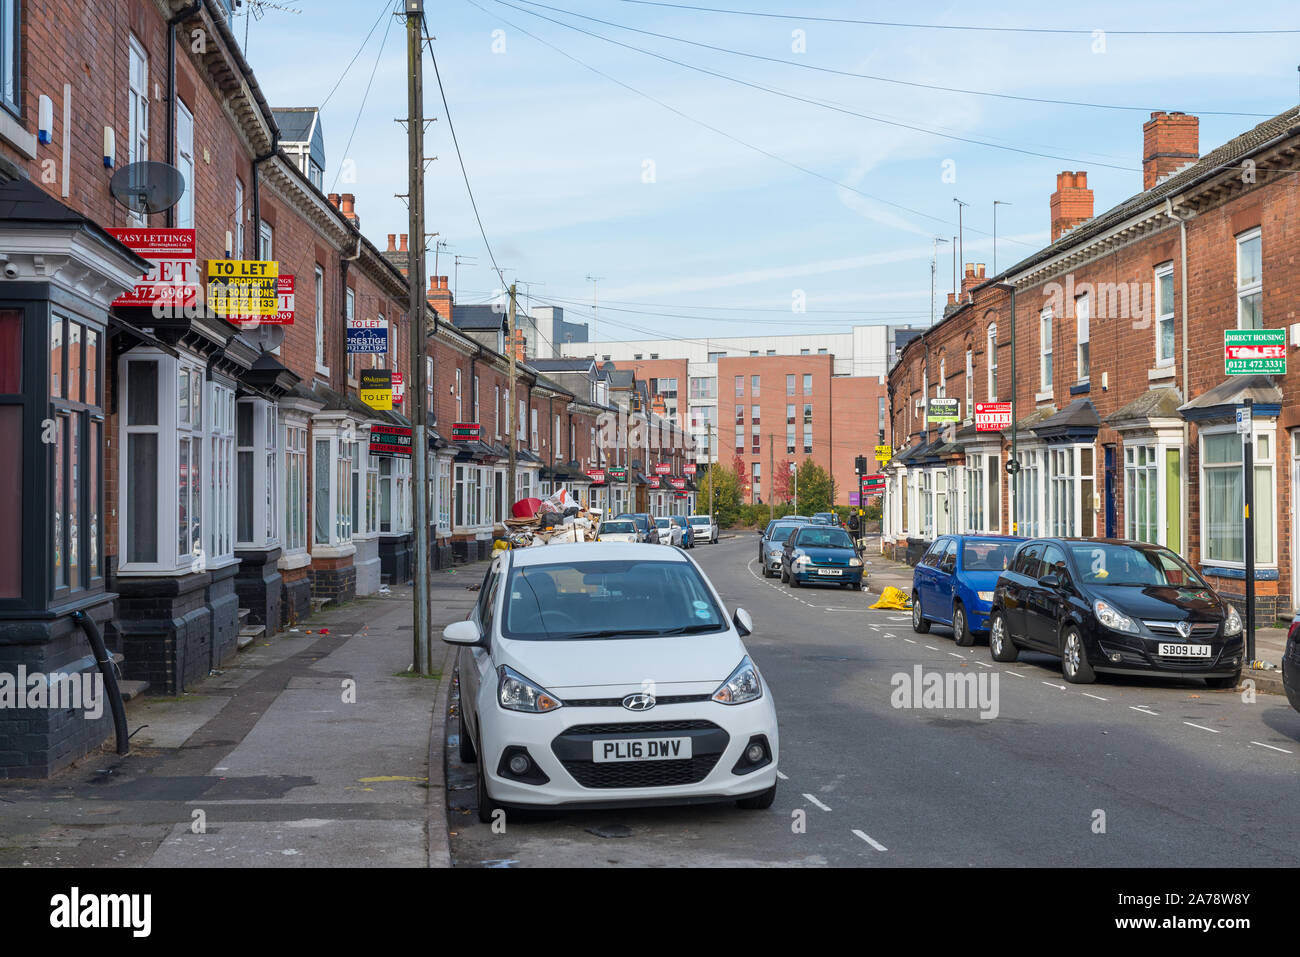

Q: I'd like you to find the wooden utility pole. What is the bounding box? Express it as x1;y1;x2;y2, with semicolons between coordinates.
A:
405;0;431;675
768;434;774;523
507;283;518;506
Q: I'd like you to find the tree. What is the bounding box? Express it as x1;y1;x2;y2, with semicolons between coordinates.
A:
701;462;743;528
794;459;833;514
772;458;793;502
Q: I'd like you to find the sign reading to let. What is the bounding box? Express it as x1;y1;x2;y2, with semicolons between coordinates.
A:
683;462;697;475
976;401;1013;432
670;477;686;490
586;469;606;483
206;259;279;317
927;397;960;423
369;424;412;458
654;463;673;475
451;422;481;442
1224;329;1286;375
347;314;389;354
359;369;393;411
861;474;886;494
391;371;404;405
107;228;199;309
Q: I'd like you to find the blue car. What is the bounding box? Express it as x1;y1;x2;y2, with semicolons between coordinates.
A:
912;535;1024;645
780;524;865;590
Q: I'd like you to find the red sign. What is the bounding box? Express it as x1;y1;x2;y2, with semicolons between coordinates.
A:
451;422;481;442
975;401;1013;432
670;477;686;490
861;474;886;494
369;424;413;459
105;227;199;309
586;469;606;483
392;371;404;405
654;463;672;475
647;477;660;488
683;462;697;475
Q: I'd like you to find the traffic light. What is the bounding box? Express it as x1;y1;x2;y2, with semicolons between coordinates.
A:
855;455;868;475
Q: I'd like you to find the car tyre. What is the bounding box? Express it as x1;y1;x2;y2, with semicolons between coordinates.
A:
457;697;477;764
789;570;800;588
1061;627;1096;684
911;592;930;633
475;736;503;825
736;782;777;810
1204;672;1241;690
953;603;975;647
989;611;1018;662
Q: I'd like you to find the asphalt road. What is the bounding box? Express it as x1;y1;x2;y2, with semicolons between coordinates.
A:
445;535;1300;867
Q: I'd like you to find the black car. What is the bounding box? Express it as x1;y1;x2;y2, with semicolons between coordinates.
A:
614;513;660;545
988;538;1244;687
1284;612;1300;713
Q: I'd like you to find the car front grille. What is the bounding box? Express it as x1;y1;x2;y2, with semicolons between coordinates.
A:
563;694;713;709
552;720;728;789
1143;621;1221;639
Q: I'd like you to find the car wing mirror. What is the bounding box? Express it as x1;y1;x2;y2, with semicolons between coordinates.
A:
733;607;754;636
1038;573;1061;590
442;620;484;646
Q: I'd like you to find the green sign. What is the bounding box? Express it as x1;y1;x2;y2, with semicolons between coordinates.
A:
927;397;960;423
607;467;628;480
1224;328;1286;375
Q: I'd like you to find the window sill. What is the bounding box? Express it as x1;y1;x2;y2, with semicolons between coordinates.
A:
311;543;356;560
1035;390;1053;403
0;109;37;159
1148;366;1175;381
316;363;331;377
1070;381;1090;396
278;550;312;571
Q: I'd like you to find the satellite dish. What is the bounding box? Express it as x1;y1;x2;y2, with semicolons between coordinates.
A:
236;323;285;352
109;162;186;214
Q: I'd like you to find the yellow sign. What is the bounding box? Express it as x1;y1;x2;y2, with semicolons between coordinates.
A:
206;260;279;317
360;370;393;411
875;444;892;463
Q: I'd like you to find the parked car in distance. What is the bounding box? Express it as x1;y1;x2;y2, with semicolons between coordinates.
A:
987;538;1244;687
758;521;802;577
597;519;640;543
689;514;718;544
655;516;683;547
811;512;842;528
1284;612;1300;713
669;515;694;548
780;524;864;589
912;535;1024;646
615;513;659;545
443;543;779;820
761;516;809;538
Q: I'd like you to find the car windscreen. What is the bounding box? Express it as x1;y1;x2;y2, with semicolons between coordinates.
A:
963;540;1019;571
600;521;635;534
501;560;727;640
795;527;853;549
1069;543;1207;588
655;518;671;527
768;525;798;543
670;517;688;527
689;516;709;524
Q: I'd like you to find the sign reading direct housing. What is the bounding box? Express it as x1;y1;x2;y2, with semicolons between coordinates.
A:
206;259;279;317
1224;328;1286;375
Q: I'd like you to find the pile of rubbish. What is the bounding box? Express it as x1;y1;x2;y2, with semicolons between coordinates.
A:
501;488;602;547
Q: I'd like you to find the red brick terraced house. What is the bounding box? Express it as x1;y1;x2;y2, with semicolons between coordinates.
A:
884;108;1300;623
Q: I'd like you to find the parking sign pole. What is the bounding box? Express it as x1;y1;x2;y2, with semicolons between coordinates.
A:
1243;397;1256;664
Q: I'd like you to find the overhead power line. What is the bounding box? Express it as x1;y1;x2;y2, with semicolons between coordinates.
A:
617;1;1300;36
515;0;1271;116
330;1;399;193
319;0;394;111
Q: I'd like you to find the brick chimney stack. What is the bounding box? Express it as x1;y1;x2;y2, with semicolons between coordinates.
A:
426;274;453;323
1143;111;1199;190
510;329;527;363
961;263;986;296
1050;171;1093;242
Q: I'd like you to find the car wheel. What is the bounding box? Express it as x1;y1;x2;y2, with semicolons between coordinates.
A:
1204;672;1241;690
736;782;777;810
475;735;503;825
953;603;975;647
789;571;800;588
1061;627;1096;684
911;592;930;633
989;611;1018;662
457;696;477;764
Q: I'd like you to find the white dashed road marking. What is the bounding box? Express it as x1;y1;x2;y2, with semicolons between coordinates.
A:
1130;705;1159;716
1081;692;1108;701
852;829;888;852
1251;741;1294;754
776;770;789;780
1183;721;1220;734
1006;671;1026;678
803;793;832;812
948;652;965;659
976;661;992;668
1042;681;1066;690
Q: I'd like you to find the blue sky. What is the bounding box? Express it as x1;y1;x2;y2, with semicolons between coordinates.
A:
242;0;1300;344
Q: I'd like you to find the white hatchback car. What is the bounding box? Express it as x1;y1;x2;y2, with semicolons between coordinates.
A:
444;543;779;820
688;514;718;544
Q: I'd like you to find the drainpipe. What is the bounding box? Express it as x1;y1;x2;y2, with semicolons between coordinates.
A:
72;612;130;756
1165;198;1193;557
165;0;204;229
248;134;279;259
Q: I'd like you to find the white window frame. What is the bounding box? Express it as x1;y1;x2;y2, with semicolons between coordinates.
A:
310;416;356;557
1123;442;1160;545
986;322;998;401
1040;308;1054;391
1235;227;1262;330
1200;422;1276;567
175;99;195;230
233;178;246;259
279;412;310;562
235;397;280;550
127;35;149;224
964;349;973;423
1154;263;1175;367
313;265;328;375
437;456;452;531
1075;293;1090;383
206;380;236;569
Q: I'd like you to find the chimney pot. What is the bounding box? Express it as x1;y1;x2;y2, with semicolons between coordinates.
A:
328;192;340;207
399;234;408;251
386;233;396;251
1050;168;1094;242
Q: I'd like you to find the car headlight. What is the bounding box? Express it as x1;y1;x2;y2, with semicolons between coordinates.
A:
849;557;863;567
1093;599;1138;634
1224;604;1243;637
712;656;763;705
977;591;995;603
794;554;810;567
497;665;563;713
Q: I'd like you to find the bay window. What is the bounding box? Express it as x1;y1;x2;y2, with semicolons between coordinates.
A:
1202;427;1274;565
437;457;452;530
281;416;308;554
1013;448;1043;538
311;419;355;552
50;314;105;593
1124;444;1159;544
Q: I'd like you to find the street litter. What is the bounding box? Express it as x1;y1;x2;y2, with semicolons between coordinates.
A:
870;586;912;611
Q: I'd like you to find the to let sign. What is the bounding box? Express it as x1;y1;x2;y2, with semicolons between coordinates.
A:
861;474;885;494
976;401;1013;432
874;444;892;463
654;463;673;475
359;369;393;411
683;462;697;475
608;467;628;480
369;424;412;459
586;469;606;483
106;228;198;309
451;422;481;442
1225;329;1286;375
927;397;960;423
206;259;278;317
347;315;388;354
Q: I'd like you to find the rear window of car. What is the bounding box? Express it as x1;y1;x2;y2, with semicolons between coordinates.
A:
795;527;853;548
502;560;726;640
600;521;635;534
769;525;798;543
690;516;709;524
963;540;1018;571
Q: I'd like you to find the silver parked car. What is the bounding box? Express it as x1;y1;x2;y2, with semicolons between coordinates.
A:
689;514;719;544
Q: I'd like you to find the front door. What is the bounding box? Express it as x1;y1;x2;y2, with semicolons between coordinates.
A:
935;471;950;536
1104;444;1117;538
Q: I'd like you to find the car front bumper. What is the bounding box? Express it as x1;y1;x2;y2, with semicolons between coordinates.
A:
1091;633;1245;678
476;695;780;808
791;566;863;585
